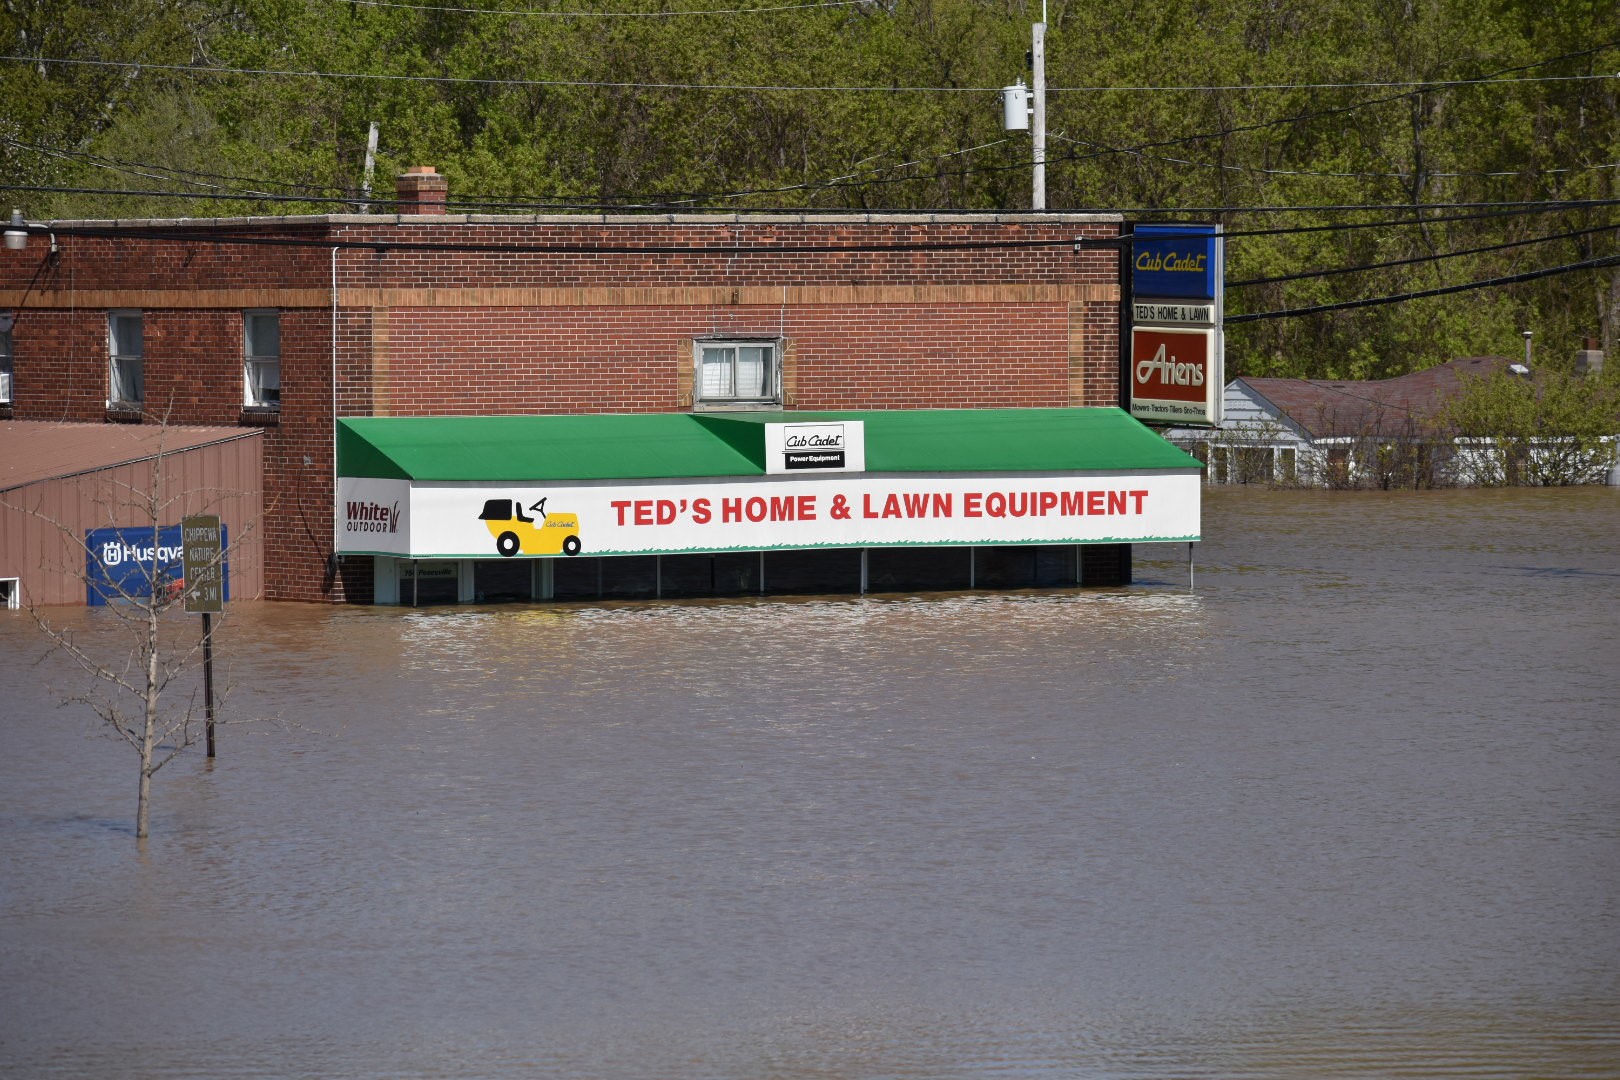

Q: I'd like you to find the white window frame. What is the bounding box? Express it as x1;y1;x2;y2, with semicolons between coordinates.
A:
694;338;781;409
0;315;13;404
0;577;18;610
1277;446;1298;483
108;310;144;406
243;310;281;409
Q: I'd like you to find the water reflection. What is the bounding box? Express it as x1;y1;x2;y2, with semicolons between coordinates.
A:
2;487;1617;1078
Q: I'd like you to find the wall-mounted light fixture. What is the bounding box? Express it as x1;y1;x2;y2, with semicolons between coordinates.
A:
4;209;28;251
4;208;57;256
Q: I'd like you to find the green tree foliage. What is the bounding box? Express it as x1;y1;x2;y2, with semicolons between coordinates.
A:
1441;364;1620;484
3;0;1617;378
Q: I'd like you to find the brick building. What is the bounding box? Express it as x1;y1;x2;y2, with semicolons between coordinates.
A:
0;169;1200;605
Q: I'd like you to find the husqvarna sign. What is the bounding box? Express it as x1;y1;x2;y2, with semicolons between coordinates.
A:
1130;223;1224;427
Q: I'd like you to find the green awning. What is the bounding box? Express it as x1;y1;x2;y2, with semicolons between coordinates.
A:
338;408;1200;481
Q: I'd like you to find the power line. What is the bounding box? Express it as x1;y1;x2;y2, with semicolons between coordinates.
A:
14;124;1619;213
1213;202;1620;240
6;41;1613;211
1226;224;1620;288
5;220;1104;254
0;135;355;201
1227;252;1620;323
1047;131;1620;183
0;184;366;209
3;53;1615;95
345;0;867;16
580;50;1620;202
7;178;1620;226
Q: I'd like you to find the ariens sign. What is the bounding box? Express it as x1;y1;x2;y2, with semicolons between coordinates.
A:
1130;327;1216;424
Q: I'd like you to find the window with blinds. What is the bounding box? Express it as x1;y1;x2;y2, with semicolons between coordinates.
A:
696;340;779;407
108;311;144;406
244;311;281;408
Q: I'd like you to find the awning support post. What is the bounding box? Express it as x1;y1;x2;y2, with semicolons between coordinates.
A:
860;549;868;595
1189;542;1195;592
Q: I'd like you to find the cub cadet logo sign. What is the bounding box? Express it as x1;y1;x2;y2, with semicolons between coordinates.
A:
1131;223;1221;302
1134;249;1208;275
346;500;400;534
784;424;846;470
766;420;866;474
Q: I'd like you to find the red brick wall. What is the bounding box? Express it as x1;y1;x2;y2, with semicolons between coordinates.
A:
330;220;1120;290
2;215;1125;601
7;310;108;420
370;303;1083;415
1078;300;1122;408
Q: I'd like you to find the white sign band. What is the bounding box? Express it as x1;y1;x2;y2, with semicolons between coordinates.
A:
338;472;1201;559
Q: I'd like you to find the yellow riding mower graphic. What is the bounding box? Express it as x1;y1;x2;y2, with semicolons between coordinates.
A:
478;498;582;557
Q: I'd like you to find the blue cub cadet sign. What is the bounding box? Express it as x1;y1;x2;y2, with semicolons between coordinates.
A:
86;525;230;606
1132;224;1220;302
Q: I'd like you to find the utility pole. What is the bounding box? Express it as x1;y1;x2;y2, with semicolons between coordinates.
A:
1031;10;1046;211
361;122;380;212
1002;4;1048;210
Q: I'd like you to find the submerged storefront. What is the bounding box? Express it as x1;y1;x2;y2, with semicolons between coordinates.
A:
337;408;1202;604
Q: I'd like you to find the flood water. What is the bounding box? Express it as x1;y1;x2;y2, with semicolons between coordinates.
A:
2;487;1618;1079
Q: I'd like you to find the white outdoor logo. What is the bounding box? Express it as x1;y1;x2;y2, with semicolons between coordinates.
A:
1136;343;1205;387
100;541;182;567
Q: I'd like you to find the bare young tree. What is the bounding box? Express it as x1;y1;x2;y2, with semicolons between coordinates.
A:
8;417;262;840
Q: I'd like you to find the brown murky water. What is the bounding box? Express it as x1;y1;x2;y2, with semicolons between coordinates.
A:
3;487;1618;1078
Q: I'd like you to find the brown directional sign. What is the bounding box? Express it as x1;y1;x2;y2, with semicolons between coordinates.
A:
181;515;224;614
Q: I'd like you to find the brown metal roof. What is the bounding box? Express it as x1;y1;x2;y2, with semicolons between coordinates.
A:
1237;356;1514;440
0;421;260;493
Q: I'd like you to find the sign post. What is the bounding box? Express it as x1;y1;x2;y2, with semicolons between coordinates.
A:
182;515;223;757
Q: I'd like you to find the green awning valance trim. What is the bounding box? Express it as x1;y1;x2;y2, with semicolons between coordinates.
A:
337;408;1200;482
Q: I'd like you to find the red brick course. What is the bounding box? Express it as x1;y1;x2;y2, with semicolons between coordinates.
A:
1;215;1125;601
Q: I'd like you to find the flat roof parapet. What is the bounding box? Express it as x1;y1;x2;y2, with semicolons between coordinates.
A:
45;211;1124;230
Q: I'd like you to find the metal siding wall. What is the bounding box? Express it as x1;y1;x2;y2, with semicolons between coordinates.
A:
0;434;263;607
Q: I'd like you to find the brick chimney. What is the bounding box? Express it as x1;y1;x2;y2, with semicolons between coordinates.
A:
1575;336;1604;376
395;166;449;215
